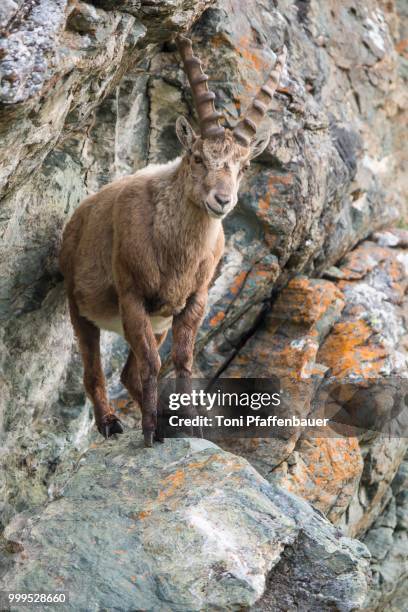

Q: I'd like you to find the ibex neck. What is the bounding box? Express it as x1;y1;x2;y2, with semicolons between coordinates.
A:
153;157;221;255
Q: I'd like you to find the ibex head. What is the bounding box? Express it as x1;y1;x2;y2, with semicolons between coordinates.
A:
175;35;287;219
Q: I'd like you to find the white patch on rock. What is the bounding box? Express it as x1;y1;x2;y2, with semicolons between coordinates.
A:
351;192;369;212
187;504;271;596
115;91;145;177
397;252;408;275
389;350;408;374
362;154;390;176
291;338;307;350
344;283;402;350
72;409;93;449
374;231;400;247
365;17;386;53
289;338;320;378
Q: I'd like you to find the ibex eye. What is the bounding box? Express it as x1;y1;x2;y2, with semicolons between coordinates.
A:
194;155;203;164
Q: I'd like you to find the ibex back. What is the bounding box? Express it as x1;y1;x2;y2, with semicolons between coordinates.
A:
59;35;287;446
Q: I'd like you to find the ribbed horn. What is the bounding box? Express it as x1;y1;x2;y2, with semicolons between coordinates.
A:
176;34;225;140
233;46;287;147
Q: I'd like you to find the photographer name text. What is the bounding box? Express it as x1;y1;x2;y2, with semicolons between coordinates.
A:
168;415;329;428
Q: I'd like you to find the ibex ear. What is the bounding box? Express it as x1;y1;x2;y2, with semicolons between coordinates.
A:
176;116;197;151
249;130;271;160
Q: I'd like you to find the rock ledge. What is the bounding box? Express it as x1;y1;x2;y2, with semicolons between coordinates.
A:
2;435;370;611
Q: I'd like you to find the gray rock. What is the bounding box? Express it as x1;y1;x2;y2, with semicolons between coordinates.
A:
0;0;407;607
0;0;20;29
1;435;370;611
363;453;408;610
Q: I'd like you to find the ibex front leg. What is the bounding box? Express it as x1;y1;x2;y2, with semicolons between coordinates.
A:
120;293;161;447
172;292;206;436
172;292;206;378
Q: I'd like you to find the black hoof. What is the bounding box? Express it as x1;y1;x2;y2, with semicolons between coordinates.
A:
99;417;124;439
144;430;154;447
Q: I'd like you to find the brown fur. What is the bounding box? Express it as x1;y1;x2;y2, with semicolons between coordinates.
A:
59;126;268;444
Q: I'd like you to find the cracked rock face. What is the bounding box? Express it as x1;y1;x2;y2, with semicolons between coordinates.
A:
363;453;408;610
0;0;407;608
217;229;408;609
0;436;370;612
221;231;408;534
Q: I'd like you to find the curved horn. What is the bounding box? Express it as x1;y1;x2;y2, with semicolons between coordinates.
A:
176;34;225;140
233;46;287;147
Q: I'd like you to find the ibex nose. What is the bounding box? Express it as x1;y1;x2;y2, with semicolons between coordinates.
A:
214;194;231;208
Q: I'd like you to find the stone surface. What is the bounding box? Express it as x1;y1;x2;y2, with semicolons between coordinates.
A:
218;277;346;477
363;452;408;610
1;435;371;611
219;235;408;535
0;0;407;608
319;235;408;538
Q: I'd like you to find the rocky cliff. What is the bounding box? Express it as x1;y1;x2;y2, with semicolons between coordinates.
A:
0;0;407;610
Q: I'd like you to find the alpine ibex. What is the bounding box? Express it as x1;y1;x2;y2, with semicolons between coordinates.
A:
59;35;287;446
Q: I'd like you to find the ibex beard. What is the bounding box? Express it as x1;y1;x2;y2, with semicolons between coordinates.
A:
59;35;287;447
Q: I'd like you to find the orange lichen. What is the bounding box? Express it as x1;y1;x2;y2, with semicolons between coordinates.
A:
279;437;363;522
338;244;389;279
111;398;135;415
396;38;408;54
318;320;387;378
257;175;293;214
228;278;345;379
273;278;344;327
274;340;319;380
230;270;247;295
157;469;186;502
237;36;270;73
258;195;270;211
210;311;225;327
137;510;152;520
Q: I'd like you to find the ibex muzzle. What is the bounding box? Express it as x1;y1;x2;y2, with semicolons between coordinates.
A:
59;33;287;446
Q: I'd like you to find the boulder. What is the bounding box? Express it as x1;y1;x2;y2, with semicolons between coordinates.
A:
1;435;370;611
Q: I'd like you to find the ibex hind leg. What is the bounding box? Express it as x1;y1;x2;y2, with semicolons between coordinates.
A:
67;293;123;438
121;350;143;406
121;334;167;445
